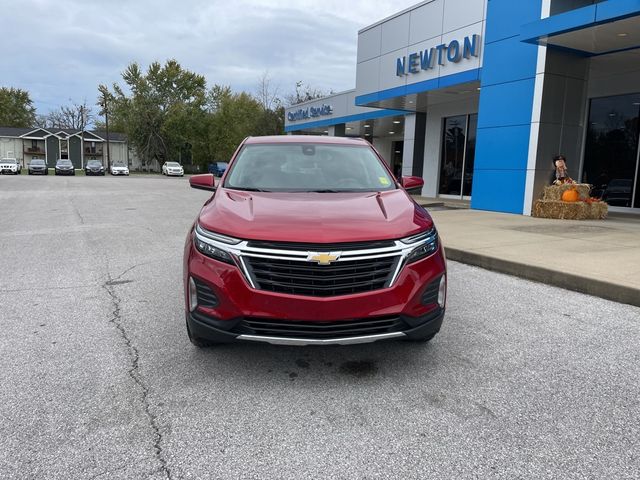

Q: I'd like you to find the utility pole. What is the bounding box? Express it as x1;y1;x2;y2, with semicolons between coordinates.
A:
98;85;111;170
80;105;85;169
104;103;111;171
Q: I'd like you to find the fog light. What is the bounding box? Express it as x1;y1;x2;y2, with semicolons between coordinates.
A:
437;275;446;308
188;277;198;312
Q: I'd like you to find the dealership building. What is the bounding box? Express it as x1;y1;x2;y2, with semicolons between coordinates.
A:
285;0;640;214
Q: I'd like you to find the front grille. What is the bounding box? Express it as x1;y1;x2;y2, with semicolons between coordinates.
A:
246;239;395;251
421;276;442;305
193;278;219;308
245;256;399;297
236;316;404;339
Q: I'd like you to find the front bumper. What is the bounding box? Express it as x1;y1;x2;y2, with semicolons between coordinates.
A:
186;307;444;345
167;170;184;176
1;167;17;174
56;169;74;175
185;239;446;346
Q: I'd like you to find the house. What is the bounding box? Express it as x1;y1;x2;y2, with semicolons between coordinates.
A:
0;127;138;169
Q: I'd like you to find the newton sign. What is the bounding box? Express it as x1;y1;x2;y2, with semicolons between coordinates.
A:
396;34;480;76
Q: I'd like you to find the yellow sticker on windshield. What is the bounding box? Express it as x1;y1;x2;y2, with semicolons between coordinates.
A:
379;177;390;185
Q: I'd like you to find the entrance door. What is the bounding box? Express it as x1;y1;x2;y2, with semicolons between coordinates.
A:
439;113;477;198
582;93;640;209
391;141;403;178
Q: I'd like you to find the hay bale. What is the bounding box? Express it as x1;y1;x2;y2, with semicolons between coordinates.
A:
542;183;591;201
533;199;608;220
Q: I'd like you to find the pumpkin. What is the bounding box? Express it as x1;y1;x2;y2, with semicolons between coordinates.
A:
561;188;580;202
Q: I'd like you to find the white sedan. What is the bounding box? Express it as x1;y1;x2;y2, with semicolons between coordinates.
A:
110;162;130;176
162;162;184;176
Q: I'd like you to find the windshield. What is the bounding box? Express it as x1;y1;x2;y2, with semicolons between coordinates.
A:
166;162;181;167
87;161;101;166
224;143;396;192
30;159;45;165
58;160;72;165
113;162;125;167
2;159;17;164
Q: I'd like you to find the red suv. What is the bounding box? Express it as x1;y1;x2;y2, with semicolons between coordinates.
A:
184;136;446;347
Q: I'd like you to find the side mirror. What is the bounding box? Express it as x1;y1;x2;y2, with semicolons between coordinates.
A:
190;173;216;191
401;176;424;190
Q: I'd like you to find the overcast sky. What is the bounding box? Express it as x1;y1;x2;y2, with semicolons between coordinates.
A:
4;0;419;116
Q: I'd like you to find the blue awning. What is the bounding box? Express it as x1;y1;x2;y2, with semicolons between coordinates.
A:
521;0;640;56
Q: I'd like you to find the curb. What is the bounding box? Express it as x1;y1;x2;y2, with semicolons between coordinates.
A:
445;247;640;308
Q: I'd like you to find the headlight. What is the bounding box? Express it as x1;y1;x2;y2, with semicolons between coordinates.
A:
400;227;438;264
194;224;241;265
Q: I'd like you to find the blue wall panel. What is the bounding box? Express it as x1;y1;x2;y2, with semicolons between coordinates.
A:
476;79;536;129
471;169;528;213
471;0;542;215
485;0;544;44
473;125;532;171
481;39;539;86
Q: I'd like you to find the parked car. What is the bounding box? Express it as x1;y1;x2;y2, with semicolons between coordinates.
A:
602;178;633;207
207;161;228;177
162;162;184;176
55;159;75;175
85;160;106;176
110;162;129;176
28;158;48;175
0;158;21;175
183;135;446;347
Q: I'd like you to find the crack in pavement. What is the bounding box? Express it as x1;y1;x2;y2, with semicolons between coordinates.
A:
102;268;172;480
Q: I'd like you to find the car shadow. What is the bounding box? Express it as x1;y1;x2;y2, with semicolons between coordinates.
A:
183;337;446;387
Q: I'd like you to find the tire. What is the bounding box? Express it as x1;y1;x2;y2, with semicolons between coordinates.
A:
28;171;32;175
186;320;217;348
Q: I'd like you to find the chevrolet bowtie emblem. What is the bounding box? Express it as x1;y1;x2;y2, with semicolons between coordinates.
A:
307;252;341;265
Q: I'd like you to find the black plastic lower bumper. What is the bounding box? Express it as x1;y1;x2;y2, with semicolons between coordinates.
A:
186;307;445;346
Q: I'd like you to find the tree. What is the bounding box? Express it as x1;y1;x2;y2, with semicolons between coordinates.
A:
38;100;94;130
104;60;206;170
255;72;280;111
284;81;330;106
0;87;36;127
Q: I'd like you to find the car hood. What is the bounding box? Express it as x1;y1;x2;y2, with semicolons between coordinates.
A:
198;189;433;243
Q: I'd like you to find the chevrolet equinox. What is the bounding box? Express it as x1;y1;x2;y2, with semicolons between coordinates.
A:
184;135;446;347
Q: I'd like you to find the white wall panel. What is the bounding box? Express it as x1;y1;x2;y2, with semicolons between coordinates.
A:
380;13;411;56
442;0;486;34
357;26;382;63
409;1;444;46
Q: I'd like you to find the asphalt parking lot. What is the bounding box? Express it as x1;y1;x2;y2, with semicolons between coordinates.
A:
0;175;639;479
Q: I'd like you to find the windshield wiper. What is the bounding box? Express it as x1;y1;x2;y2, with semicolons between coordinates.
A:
232;187;271;192
308;189;342;193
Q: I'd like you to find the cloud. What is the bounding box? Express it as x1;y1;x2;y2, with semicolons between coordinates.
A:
2;0;418;115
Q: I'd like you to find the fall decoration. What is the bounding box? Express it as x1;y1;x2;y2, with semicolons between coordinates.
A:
533;183;608;220
561;188;580;202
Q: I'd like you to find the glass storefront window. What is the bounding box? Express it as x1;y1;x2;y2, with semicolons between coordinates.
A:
582;93;640;208
439;114;477;197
